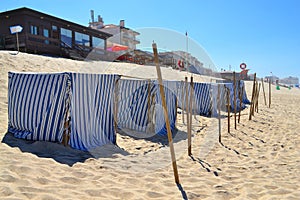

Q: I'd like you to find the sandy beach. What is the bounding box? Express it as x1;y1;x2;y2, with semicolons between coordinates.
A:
0;51;299;199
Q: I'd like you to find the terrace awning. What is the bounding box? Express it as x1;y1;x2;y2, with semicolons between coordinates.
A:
107;43;129;52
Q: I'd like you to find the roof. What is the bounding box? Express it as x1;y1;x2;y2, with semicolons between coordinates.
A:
103;24;140;35
0;7;112;38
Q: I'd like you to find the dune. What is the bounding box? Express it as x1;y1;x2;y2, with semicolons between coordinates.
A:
0;50;299;199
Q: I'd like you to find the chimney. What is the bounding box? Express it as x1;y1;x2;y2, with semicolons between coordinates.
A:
120;20;125;27
97;15;104;28
90;10;95;23
98;15;103;23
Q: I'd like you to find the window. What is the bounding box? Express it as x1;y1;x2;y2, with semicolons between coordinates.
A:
75;32;90;46
52;25;59;39
60;28;72;47
30;25;39;35
92;37;104;49
43;28;49;44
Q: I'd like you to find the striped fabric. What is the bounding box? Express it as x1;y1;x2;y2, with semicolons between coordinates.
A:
217;80;250;105
116;79;177;136
69;73;120;150
154;81;178;135
223;82;246;112
175;81;249;116
176;81;216;116
192;83;214;116
209;83;227;117
117;79;152;132
239;81;250;104
8;72;120;151
8;72;69;142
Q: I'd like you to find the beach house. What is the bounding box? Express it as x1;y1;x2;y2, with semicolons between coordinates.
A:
0;7;112;60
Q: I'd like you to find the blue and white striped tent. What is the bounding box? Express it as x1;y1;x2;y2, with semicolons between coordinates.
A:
116;79;177;136
154;81;178;135
176;81;220;117
217;80;250;104
8;72;120;151
69;73;120;150
175;80;249;117
117;79;153;133
221;80;250;112
8;72;70;142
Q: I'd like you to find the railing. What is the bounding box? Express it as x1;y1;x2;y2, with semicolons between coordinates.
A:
2;35;26;49
28;34;60;46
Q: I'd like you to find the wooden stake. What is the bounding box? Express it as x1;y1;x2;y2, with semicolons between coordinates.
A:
147;80;152;130
188;76;193;156
233;72;237;129
185;77;189;126
62;118;70;146
185;76;191;156
249;73;256;120
114;78;120;142
269;79;271;108
218;84;221;143
261;78;267;105
251;81;258;116
255;83;261;113
62;83;71;146
152;42;180;184
238;82;244;123
226;86;231;133
175;97;178;125
181;80;185;124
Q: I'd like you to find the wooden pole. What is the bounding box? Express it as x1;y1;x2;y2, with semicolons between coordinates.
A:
114;79;120;141
238;82;244;123
249;73;256;120
175;97;178;125
147;80;151;128
181;80;185;124
269;78;271;108
185;77;189;125
190;77;194;126
255;83;261;113
188;76;193;156
261;78;267;105
226;86;231;133
62;116;70;146
218;84;221;143
233;72;237;129
185;76;190;133
251;81;258;116
16;32;20;53
152;42;180;184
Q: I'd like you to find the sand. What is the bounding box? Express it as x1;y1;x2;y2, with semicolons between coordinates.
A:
0;51;299;199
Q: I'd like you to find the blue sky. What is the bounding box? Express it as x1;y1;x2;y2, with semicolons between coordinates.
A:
1;0;299;79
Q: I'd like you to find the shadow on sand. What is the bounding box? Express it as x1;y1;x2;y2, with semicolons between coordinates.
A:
2;132;130;166
117;127;188;146
2;128;189;166
190;155;221;177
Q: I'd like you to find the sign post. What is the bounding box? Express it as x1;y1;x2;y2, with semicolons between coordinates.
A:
10;25;23;54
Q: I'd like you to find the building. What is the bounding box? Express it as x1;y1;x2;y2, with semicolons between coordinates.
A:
220;71;242;80
265;75;279;83
0;7;112;60
279;76;299;85
89;10;140;51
